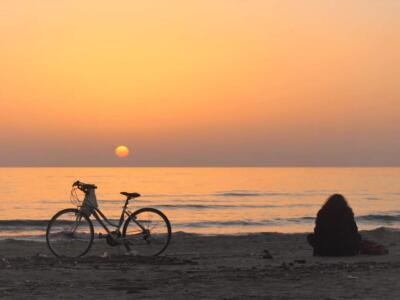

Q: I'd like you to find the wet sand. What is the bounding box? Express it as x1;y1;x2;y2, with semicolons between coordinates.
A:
0;227;399;299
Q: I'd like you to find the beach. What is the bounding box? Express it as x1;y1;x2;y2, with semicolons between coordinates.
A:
0;227;398;299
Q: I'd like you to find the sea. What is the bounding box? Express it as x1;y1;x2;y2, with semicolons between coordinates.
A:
0;167;399;240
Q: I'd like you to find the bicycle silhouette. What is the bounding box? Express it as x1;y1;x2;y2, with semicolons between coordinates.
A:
46;181;171;258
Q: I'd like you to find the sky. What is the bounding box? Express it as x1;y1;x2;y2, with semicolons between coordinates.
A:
1;0;399;166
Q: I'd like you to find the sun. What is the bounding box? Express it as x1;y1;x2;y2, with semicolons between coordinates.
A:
115;145;129;158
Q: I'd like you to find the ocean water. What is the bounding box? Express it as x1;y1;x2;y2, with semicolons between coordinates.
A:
0;167;400;239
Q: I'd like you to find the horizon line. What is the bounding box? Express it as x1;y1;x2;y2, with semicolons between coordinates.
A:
1;165;400;168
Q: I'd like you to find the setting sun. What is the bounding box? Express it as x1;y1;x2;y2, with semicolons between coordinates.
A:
115;145;129;158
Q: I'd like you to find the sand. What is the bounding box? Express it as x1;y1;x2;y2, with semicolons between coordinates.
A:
0;227;399;299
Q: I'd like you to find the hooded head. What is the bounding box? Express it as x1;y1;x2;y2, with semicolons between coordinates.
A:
318;194;354;218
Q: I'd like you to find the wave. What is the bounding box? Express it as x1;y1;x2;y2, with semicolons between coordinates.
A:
275;217;315;223
280;214;400;224
174;220;275;228
175;214;400;228
214;191;306;197
357;214;400;223
1;213;400;234
0;218;296;230
276;214;400;224
0;220;50;227
175;217;317;228
151;204;294;209
364;197;380;201
139;190;314;198
0;219;120;230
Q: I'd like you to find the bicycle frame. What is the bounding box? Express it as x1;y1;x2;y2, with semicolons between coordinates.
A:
86;197;147;236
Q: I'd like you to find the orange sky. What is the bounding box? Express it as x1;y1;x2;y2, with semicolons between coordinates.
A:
1;1;400;166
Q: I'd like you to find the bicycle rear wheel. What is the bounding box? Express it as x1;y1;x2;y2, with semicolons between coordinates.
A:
46;208;94;258
122;208;171;256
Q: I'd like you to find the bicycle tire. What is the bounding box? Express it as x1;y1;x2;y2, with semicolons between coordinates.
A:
122;208;171;256
46;208;94;258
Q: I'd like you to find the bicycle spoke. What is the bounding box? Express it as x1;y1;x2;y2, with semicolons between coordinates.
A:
46;209;94;258
123;208;171;256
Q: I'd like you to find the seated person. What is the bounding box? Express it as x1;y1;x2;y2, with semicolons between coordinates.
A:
307;194;361;256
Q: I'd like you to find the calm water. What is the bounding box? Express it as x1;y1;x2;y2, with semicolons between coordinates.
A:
0;167;400;239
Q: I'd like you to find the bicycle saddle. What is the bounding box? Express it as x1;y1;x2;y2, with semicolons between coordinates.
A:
120;192;141;199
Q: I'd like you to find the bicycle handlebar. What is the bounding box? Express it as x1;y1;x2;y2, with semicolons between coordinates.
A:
72;180;97;191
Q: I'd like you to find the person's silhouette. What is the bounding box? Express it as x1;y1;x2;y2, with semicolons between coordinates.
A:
307;194;361;256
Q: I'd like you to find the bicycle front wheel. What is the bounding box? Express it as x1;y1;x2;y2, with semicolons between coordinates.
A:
123;208;171;256
46;208;94;258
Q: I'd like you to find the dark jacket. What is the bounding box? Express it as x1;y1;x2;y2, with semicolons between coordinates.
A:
308;208;361;256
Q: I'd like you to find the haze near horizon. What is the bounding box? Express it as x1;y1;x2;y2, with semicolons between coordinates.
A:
1;1;399;166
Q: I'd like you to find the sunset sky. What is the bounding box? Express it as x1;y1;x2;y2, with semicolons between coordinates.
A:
1;0;399;166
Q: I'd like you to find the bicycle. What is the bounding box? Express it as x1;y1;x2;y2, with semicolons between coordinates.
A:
46;181;172;258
